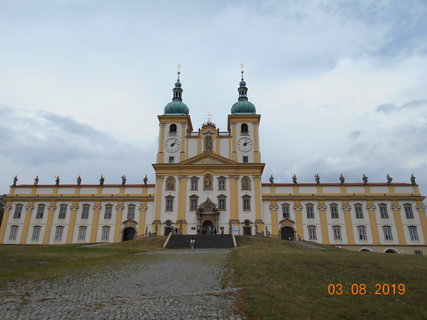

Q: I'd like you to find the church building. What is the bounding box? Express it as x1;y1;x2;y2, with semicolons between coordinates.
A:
1;71;426;255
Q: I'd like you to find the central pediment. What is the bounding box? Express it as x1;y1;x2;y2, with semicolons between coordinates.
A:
179;153;239;166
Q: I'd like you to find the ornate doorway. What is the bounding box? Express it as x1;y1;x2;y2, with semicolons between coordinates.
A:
281;226;294;240
123;227;136;241
196;198;220;231
202;220;213;229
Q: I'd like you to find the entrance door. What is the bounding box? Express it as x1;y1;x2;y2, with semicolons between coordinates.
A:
202;220;213;229
281;226;294;240
123;227;136;241
165;227;172;236
243;226;251;235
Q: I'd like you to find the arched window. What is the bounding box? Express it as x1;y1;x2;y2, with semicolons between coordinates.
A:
241;176;251;190
58;204;67;219
165;176;176;191
165;196;174;211
169;124;177;133
404;203;414;219
13;204;23;219
408;226;419;241
217;176;226;191
306;203;314;219
81;204;90;219
190;176;199;191
357;225;368;240
36;204;46;219
308;225;317;240
217;194;227;211
127;204;136;220
101;226;110;241
379;203;388;219
354;203;364;219
31;225;41;241
104;204;113;219
282;203;290;219
330;203;339;219
9;225;19;240
242;195;251;211
203;174;213;190
54;226;64;241
332;225;342;240
382;226;393;240
78;226;87;241
241;123;248;133
189;195;199;211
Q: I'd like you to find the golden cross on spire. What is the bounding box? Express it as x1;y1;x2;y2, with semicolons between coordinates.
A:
177;64;181;75
240;63;245;80
207;112;213;123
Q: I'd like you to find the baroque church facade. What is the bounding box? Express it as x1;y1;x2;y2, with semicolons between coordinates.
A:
1;72;426;255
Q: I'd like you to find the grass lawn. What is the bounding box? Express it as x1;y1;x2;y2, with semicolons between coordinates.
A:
0;237;165;288
231;237;427;320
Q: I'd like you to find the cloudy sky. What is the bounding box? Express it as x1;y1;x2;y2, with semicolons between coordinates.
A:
1;0;427;197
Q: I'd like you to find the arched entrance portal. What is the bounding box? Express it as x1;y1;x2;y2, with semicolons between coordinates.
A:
202;220;213;229
123;227;136;241
281;226;295;240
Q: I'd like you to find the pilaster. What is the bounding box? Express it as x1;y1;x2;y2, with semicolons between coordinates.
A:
0;201;12;243
177;175;188;234
66;201;79;244
20;202;34;244
114;201;124;242
90;201;102;242
367;201;380;244
342;201;355;245
318;201;329;244
42;201;57;244
391;201;406;245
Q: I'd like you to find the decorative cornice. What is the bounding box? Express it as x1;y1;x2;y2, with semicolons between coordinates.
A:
367;205;376;210
391;206;401;210
139;206;148;211
269;206;279;210
93;206;102;210
70;206;79;210
178;175;188;180
25;206;35;210
228;175;240;179
48;206;57;210
318;206;327;210
342;206;351;210
416;205;426;210
293;205;303;210
116;206;125;210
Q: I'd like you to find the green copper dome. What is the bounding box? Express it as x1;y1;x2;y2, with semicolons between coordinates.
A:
164;75;189;115
231;73;256;114
231;100;256;114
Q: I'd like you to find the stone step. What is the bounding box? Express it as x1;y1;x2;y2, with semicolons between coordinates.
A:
166;234;235;249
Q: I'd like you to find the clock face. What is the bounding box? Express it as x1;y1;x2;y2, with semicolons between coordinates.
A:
237;137;253;152
165;138;180;153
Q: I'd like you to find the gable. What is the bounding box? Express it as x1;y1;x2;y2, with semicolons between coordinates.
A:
180;153;238;166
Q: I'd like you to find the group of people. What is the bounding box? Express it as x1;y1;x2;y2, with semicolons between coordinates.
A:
197;225;224;235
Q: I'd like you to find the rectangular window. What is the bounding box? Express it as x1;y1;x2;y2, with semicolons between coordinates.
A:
169;156;174;163
358;226;367;240
190;199;198;211
36;206;45;219
127;206;135;220
31;226;41;241
282;205;290;219
383;227;393;240
101;227;110;241
409;226;419;241
414;250;423;256
54;226;64;241
379;205;389;219
306;205;314;219
243;198;251;211
78;227;86;241
104;206;112;219
308;227;317;240
218;198;226;211
330;205;339;219
13;206;23;219
58;206;67;219
243;156;248;163
333;227;342;240
166;199;173;211
355;205;364;219
218;179;225;191
191;180;198;191
404;205;414;219
9;226;18;240
81;206;89;219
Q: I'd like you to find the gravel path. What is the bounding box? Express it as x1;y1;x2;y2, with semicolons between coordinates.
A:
0;249;243;320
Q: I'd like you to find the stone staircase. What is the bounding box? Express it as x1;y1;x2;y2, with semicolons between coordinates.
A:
165;234;235;249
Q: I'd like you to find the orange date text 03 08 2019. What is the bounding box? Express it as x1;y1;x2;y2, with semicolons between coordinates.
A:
327;283;406;295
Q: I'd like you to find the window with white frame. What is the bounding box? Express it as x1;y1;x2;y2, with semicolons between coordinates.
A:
358;226;368;240
354;204;364;219
404;204;414;219
308;226;317;240
218;177;226;191
9;225;18;240
189;196;198;211
58;205;67;219
13;204;23;219
408;226;419;241
242;196;251;211
78;226;87;241
383;226;393;240
81;205;90;219
165;196;174;211
54;226;64;241
101;226;110;241
36;205;45;219
104;205;112;219
330;204;339;219
127;205;135;220
379;204;389;219
190;177;198;191
282;204;290;219
306;204;314;219
332;226;342;240
218;195;226;211
31;225;41;240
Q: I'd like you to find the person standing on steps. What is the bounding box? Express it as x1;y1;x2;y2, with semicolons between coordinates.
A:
190;237;196;250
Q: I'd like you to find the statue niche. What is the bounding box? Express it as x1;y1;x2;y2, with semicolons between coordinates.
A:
165;176;176;191
241;176;251;191
204;135;213;152
204;174;213;190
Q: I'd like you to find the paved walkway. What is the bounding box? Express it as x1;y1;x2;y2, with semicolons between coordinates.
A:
0;249;243;320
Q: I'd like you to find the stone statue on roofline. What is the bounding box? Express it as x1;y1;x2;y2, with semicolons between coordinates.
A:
121;175;127;186
77;175;82;186
269;175;274;184
362;174;368;184
55;176;60;186
386;174;393;184
34;175;39;186
99;175;104;186
143;175;148;185
315;173;320;184
292;174;297;184
12;175;18;187
339;174;345;184
411;174;416;185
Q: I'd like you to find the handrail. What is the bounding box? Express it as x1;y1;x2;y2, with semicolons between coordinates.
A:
163;232;173;248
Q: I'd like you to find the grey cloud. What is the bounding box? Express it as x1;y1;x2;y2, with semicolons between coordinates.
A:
376;103;397;113
400;99;427;110
376;99;427;114
348;130;361;139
